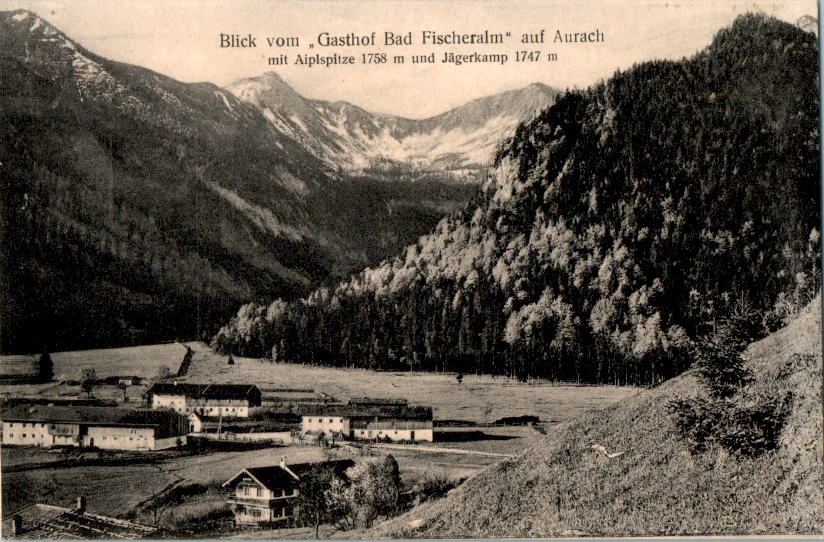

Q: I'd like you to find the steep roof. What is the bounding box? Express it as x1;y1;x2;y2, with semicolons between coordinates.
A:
223;460;356;491
300;403;433;420
1;504;156;539
147;383;259;400
146;383;208;397
1;405;182;428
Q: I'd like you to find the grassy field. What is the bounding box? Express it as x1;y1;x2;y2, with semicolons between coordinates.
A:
184;343;637;423
49;342;188;380
1;341;637;423
373;297;824;537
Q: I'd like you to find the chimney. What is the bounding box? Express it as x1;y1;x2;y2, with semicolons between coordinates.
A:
11;515;22;536
76;496;86;514
280;456;287;469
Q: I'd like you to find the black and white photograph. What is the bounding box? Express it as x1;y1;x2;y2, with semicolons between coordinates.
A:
0;0;821;538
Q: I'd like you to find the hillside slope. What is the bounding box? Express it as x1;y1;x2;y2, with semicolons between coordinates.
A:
0;9;478;353
214;14;820;385
374;296;822;537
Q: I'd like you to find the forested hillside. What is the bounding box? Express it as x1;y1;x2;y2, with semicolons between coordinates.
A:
215;14;820;385
0;10;475;353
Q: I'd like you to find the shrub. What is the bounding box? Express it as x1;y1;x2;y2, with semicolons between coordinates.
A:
668;331;789;457
409;471;460;505
691;339;752;399
667;393;788;456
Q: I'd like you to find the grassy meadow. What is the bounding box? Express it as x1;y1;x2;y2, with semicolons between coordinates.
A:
373;298;824;537
183;343;638;423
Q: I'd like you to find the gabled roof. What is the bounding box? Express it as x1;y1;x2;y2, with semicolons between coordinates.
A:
0;405;183;428
1;504;156;539
147;383;260;400
223;460;356;491
300;403;433;420
146;383;207;397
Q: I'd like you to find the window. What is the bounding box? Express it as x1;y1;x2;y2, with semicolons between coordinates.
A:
243;486;250;496
328;419;333;423
255;488;262;497
22;434;26;437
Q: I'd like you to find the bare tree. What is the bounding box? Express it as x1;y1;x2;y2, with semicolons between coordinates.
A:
80;368;97;398
117;381;128;402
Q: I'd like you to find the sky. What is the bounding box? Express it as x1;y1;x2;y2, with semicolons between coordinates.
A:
2;0;818;118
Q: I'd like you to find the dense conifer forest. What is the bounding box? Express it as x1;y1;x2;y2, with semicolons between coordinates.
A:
213;15;821;385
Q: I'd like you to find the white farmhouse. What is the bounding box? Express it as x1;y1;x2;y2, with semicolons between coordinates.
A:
301;398;434;442
0;405;190;450
146;383;262;417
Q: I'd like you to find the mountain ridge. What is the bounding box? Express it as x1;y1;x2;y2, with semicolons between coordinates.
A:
1;8;515;353
227;71;558;177
213;13;820;388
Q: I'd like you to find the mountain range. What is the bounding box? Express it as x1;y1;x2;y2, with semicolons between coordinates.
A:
229;72;557;178
213;14;821;387
0;9;556;353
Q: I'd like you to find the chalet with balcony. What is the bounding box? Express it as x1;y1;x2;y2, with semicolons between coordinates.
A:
223;458;354;526
146;383;262;417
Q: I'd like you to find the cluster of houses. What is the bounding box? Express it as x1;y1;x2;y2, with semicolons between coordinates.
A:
1;380;435;533
1;383;433;451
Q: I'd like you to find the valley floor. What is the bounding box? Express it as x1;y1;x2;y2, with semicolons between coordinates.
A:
1;342;637;536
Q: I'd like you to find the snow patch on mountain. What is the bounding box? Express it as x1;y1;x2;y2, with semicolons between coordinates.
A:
204;181;305;241
227;72;558;181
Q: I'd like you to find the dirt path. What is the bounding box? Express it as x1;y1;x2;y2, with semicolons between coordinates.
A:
354;443;514;458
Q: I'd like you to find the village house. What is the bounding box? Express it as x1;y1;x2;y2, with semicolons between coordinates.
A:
301;398;434;442
222;458;355;526
146;383;262;417
0;405;190;450
1;496;156;539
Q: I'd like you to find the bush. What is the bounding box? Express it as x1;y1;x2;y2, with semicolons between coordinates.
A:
409;471;460;505
692;339;752;399
667;394;787;456
667;332;788;457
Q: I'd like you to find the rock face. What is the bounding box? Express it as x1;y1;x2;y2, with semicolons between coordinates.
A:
228;72;558;179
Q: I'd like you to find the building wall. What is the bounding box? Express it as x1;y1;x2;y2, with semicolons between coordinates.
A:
152;394;188;413
84;426;155;450
0;421;183;450
231;479;298;525
352;427;434;442
187;414;203;433
1;421;58;446
189;404;249;417
153;394;251;417
301;416;350;436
